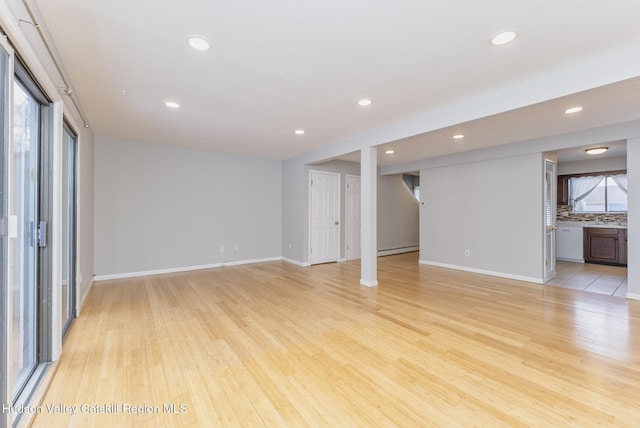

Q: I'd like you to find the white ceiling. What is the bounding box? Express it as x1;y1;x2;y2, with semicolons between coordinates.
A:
32;0;640;165
339;78;640;166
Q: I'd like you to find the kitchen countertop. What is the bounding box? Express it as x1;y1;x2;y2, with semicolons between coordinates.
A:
556;220;627;229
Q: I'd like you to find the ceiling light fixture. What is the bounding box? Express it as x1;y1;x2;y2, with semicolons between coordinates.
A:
453;134;465;140
358;99;372;106
490;30;518;46
164;101;180;109
564;106;583;114
385;150;395;155
585;147;608;155
294;129;305;135
187;36;211;51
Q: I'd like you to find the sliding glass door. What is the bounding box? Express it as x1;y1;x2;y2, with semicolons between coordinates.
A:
11;79;40;398
8;59;53;420
1;37;56;428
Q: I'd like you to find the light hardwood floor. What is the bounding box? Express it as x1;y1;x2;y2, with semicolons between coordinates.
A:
33;252;640;427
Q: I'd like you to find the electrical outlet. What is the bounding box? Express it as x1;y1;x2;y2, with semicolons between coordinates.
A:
288;243;292;249
465;249;470;257
219;245;225;252
234;244;239;250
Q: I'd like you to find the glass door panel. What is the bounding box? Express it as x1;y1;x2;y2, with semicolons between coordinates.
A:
11;81;39;397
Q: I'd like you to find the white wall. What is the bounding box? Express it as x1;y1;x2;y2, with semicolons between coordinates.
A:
378;174;419;251
94;137;281;277
281;159;306;264
420;152;544;282
557;155;626;175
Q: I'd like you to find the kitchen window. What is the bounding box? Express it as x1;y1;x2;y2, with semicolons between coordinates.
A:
571;174;627;213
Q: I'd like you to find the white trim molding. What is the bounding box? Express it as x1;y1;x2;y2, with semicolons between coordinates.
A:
77;278;95;317
94;263;224;281
419;260;544;284
282;257;310;267
360;279;379;287
222;257;281;267
93;257;287;281
378;246;419;257
626;293;640;301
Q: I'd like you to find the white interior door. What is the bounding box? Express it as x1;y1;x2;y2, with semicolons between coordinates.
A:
345;175;361;260
544;159;557;282
310;171;340;265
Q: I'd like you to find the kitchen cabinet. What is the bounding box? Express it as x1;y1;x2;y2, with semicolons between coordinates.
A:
557;175;570;205
583;227;627;266
556;226;583;262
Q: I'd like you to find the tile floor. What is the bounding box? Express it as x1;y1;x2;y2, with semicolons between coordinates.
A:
548;261;627;297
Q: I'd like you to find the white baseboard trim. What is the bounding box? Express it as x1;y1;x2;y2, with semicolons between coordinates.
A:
282;257;310;267
283;249;418;267
378;246;419;257
222;257;281;267
556;257;585;263
94;257;289;281
626;292;640;301
360;279;379;287
94;263;224;281
418;260;544;284
77;277;95;316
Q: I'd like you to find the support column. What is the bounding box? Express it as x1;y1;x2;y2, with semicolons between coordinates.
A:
627;138;640;299
360;147;378;287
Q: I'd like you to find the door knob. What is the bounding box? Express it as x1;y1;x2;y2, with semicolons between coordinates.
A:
551;226;557;231
335;221;339;225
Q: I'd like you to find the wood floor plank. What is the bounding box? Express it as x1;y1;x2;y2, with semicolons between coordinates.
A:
32;252;640;427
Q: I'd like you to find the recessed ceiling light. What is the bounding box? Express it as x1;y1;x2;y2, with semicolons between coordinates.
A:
490;30;518;46
294;129;305;135
164;101;180;109
385;150;395;155
453;134;465;140
564;106;583;114
358;99;372;107
585;147;608;155
187;36;211;51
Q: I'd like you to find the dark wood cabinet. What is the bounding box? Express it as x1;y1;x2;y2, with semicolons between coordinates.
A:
583;227;627;266
557;175;570;205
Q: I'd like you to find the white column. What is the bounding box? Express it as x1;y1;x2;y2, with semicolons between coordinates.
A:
627;138;640;299
360;147;378;287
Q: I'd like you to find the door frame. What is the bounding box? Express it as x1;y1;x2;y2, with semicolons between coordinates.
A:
308;170;341;265
0;34;13;428
543;159;557;282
